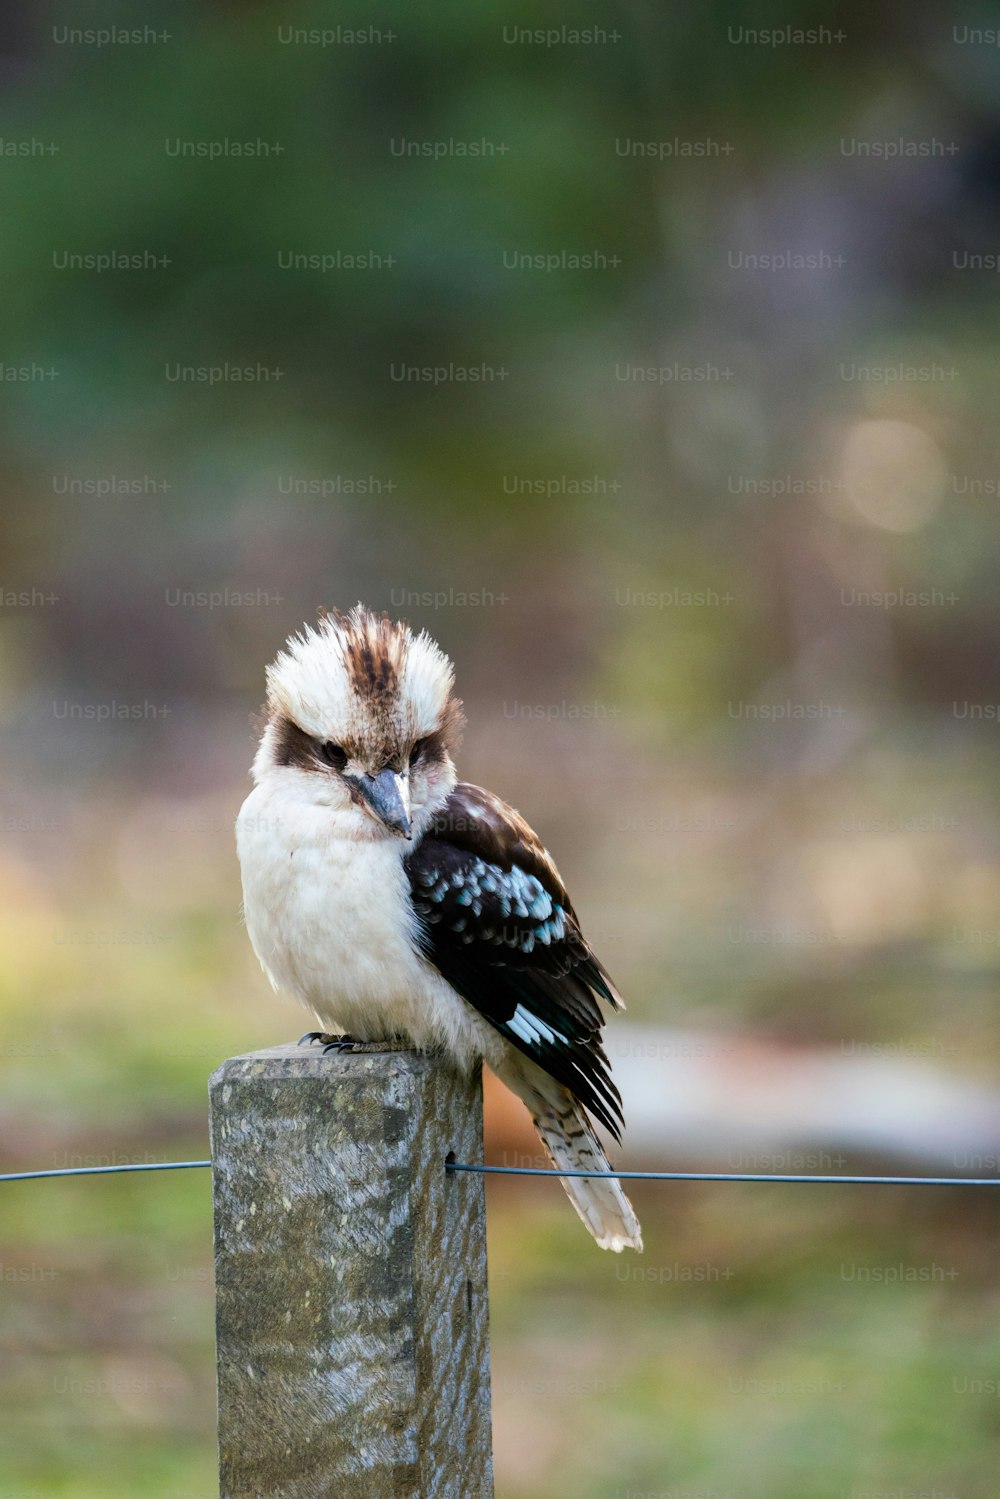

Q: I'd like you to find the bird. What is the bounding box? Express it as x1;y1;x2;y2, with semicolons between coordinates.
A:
235;605;642;1252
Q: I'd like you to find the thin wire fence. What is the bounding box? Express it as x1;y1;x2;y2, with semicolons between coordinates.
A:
1;1159;997;1187
0;1160;212;1184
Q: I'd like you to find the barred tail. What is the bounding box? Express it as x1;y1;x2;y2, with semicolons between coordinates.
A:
497;1054;643;1253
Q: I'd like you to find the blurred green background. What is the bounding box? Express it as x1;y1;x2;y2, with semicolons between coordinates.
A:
2;1;1000;1494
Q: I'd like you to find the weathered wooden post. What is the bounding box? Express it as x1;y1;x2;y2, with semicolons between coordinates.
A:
209;1042;493;1498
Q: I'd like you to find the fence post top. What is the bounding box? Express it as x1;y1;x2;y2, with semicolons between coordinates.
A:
207;1041;457;1093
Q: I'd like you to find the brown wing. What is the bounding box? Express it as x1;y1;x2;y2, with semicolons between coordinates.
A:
404;783;625;1139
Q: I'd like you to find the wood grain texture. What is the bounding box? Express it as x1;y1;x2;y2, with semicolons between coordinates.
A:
209;1043;493;1498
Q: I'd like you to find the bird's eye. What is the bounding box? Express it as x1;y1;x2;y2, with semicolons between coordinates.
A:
409;737;429;767
320;742;347;770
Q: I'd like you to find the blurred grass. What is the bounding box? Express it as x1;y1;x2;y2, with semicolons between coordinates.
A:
1;776;998;1497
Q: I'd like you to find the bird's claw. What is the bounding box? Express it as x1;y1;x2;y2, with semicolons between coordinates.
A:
297;1032;411;1054
298;1030;357;1052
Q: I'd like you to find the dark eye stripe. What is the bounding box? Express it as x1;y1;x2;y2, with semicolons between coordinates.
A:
272;715;319;771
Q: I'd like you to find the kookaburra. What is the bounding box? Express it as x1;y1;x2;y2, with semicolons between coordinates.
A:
236;606;642;1252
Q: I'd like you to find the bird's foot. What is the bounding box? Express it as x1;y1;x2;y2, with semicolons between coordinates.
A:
298;1031;412;1055
298;1030;358;1052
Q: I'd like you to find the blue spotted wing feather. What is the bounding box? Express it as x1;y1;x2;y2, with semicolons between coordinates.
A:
404;783;625;1140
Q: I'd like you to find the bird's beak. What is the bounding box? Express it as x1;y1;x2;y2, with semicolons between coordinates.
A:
354;767;412;839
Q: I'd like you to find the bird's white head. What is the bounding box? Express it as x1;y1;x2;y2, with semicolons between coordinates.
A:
252;605;463;840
